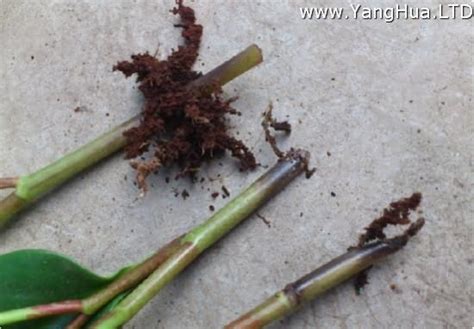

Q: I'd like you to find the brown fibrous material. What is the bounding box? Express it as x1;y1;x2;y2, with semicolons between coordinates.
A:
357;192;422;247
115;0;256;193
353;192;425;293
261;103;291;158
261;105;316;178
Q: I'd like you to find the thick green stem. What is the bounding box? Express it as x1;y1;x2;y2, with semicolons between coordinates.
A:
225;219;425;329
90;151;310;329
189;44;262;93
15;118;137;203
0;44;263;229
0;116;136;229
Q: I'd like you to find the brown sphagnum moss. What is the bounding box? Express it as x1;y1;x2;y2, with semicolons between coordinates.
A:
352;192;424;293
115;0;257;193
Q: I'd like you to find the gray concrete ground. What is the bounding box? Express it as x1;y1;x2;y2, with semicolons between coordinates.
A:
1;1;473;328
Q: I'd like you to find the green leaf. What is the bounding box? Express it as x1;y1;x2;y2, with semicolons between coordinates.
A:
0;249;120;329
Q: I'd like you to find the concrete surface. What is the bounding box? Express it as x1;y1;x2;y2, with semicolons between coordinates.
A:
1;0;473;328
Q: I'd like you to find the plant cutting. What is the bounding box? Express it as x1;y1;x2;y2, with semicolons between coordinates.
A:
225;193;425;329
0;0;263;229
0;141;313;328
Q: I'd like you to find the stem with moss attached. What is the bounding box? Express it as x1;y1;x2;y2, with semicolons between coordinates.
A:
225;218;425;329
0;44;263;229
88;150;310;329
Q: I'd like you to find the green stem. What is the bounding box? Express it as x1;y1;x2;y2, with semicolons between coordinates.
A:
0;44;263;229
90;150;310;329
0;116;136;230
189;44;262;93
15;117;137;203
0;300;83;325
225;218;425;329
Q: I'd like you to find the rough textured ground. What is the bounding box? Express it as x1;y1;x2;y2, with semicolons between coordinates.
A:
0;1;472;328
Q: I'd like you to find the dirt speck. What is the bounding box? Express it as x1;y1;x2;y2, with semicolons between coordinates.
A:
181;189;189;200
73;106;88;113
221;185;230;197
389;283;402;293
